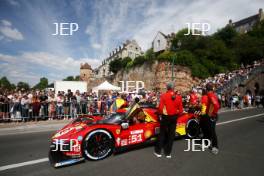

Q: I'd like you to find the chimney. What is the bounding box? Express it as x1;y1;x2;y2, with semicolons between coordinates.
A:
259;8;264;21
228;19;233;26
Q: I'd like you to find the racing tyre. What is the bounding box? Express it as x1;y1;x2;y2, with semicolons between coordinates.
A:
82;129;114;160
186;119;200;138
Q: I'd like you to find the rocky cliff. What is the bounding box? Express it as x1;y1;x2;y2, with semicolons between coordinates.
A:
110;61;200;93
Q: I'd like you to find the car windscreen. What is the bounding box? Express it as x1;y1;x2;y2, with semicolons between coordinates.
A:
101;113;126;124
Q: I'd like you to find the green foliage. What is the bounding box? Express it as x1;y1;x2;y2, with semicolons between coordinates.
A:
145;48;156;64
233;35;264;65
10;84;16;90
109;57;133;73
121;57;132;68
111;21;264;79
17;82;30;91
191;63;210;79
174;50;196;66
63;76;75;81
75;75;80;81
248;21;264;38
0;77;13;90
126;60;134;69
214;26;238;46
34;77;48;90
63;75;80;81
157;51;174;62
109;58;123;74
132;56;147;66
48;83;54;88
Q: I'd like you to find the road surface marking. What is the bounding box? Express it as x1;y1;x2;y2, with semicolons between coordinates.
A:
0;112;264;171
217;113;264;126
219;107;255;113
0;158;48;171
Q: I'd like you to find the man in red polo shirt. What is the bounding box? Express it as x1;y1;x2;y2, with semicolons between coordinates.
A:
200;83;220;155
189;88;198;107
154;83;183;158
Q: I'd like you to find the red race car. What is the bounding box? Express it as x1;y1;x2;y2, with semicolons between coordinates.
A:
49;104;200;168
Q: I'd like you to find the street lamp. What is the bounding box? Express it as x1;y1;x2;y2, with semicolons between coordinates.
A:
171;40;181;81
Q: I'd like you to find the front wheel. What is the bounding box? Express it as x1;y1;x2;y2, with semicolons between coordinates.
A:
82;129;114;160
186;119;200;138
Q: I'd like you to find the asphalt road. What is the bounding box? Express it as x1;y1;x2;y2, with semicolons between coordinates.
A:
0;108;264;176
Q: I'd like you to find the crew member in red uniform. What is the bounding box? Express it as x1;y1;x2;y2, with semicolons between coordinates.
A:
189;88;198;107
154;83;183;158
200;83;220;155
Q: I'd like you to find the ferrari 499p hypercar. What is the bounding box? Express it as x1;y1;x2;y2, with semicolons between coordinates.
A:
49;104;200;168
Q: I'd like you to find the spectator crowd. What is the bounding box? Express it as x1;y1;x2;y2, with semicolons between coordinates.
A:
0;61;263;123
0;89;159;122
198;60;263;89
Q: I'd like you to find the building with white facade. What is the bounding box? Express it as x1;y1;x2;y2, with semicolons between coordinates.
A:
94;39;143;78
228;8;263;34
152;31;175;53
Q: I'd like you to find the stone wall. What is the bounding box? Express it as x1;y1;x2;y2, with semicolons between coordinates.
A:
110;61;200;93
237;72;264;96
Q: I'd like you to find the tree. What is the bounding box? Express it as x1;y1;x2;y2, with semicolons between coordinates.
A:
132;56;147;66
17;82;30;91
233;35;264;65
10;84;16;90
121;57;132;68
145;48;155;61
75;75;80;81
34;77;48;90
157;51;174;62
214;26;238;46
63;76;75;81
0;77;12;90
48;83;54;88
175;50;197;66
191;63;210;79
63;75;80;81
109;58;123;74
248;21;264;38
171;28;202;51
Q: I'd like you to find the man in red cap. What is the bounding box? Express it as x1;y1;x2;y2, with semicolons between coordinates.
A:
154;83;183;158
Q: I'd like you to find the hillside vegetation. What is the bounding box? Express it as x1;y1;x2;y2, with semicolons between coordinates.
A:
110;21;264;79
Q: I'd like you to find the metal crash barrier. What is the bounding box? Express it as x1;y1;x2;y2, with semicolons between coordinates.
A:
0;100;113;122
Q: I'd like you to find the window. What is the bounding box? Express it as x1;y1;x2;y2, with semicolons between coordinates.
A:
157;40;160;47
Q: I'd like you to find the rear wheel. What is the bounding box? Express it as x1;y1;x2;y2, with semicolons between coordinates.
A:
186;119;200;138
82;129;114;160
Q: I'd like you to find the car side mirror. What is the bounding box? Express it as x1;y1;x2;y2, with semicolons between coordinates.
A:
121;122;129;130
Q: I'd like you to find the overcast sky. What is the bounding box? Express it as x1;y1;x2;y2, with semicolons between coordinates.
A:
0;0;263;85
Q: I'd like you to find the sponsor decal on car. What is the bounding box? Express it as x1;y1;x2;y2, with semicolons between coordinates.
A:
129;133;143;144
52;127;74;138
116;129;121;135
130;129;143;135
121;139;128;146
116;137;121;146
144;130;152;138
